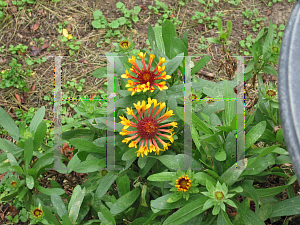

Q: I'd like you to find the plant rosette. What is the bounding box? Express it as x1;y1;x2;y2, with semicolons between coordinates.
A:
167;169;199;202
113;36;136;52
261;82;278;103
4;174;25;192
29;204;47;224
201;180;242;215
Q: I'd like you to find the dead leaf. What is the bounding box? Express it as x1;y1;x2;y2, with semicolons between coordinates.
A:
80;59;88;64
9;6;17;14
37;8;44;16
196;24;205;32
14;93;22;103
67;23;72;32
267;9;272;16
0;58;6;64
30;46;40;56
139;5;147;10
31;22;40;33
41;43;49;50
30;81;36;92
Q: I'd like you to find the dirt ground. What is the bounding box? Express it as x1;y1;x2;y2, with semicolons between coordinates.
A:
0;0;299;224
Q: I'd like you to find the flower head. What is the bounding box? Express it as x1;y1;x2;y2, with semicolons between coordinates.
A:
175;175;192;192
167;169;199;202
121;52;171;95
262;82;278;102
120;40;131;50
201;180;243;215
119;98;177;157
32;207;43;218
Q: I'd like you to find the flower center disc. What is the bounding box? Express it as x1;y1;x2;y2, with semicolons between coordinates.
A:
179;179;188;188
267;90;276;97
137;117;158;139
139;70;155;84
215;191;224;200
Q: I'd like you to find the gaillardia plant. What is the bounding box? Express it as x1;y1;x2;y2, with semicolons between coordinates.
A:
121;52;171;96
168;169;199;201
119;97;177;157
201;180;242;215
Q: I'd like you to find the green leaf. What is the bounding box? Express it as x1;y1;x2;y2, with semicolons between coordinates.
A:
122;148;137;161
26;175;34;189
166;192;182;203
176;107;212;135
192;55;211;75
98;205;116;225
36;185;65;195
243;153;276;176
172;37;188;56
147;24;156;51
207;37;221;44
182;31;188;48
153;26;165;54
217;208;233;224
232;198;250;225
226;20;233;37
24;137;33;170
219;159;248;186
92;67;107;78
217;18;223;32
0;106;21;141
257;203;272;221
68;185;81;213
68;138;105;155
73;159;105;173
162;20;177;59
223;80;236;126
162;195;208;225
164;53;184;76
51;193;68;219
7;153;18;166
62;215;72;225
245;121;266;150
270;195;300;217
147;172;177;181
215;150;226;161
117;175;130;197
244;60;254;74
32;153;54;175
262;64;278;76
110;187;141;215
256;175;297;199
0;139;22;156
244;209;265;225
29;106;45;134
69;187;86;223
239;180;259;213
95;173;118;200
33;121;47;151
148;155;180;170
194;172;217;186
192;127;201;151
247;145;279;167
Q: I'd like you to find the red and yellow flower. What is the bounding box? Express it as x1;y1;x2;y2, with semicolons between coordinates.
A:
175;175;192;192
119;97;177;157
121;52;171;96
32;207;43;218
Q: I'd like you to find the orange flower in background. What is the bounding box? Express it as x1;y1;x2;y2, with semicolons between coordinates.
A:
119;97;177;157
121;52;171;96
